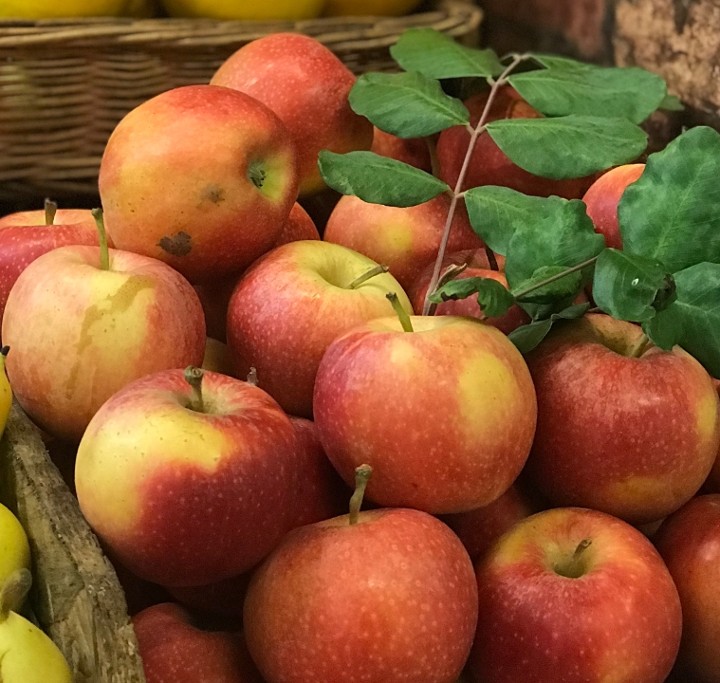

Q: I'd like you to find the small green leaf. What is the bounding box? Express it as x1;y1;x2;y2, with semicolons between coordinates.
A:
318;151;450;207
509;63;667;123
390;27;505;79
659;93;684;111
349;71;469;138
486;115;648;179
512;265;583;304
619;125;720;272
430;276;515;318
509;302;591;353
643;262;720;377
593;249;675;322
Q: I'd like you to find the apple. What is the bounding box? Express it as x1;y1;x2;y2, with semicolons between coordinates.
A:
436;85;596;198
210;32;374;197
225;239;413;418
323;194;484;291
132;602;262;683
370;127;432;171
273;201;321;247
0;210;102;326
467;506;682;683
440;484;537;563
654;494;720;682
0;503;31;612
705;377;720;492
75;367;301;587
161;0;323;19
165;572;252;623
323;0;423;16
243;477;478;683
408;250;528;334
582;163;646;249
99;84;299;283
313;313;537;514
524;313;720;524
2;243;206;443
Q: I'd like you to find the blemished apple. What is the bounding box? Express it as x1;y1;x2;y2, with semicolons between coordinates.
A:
244;482;478;683
409;250;528;335
313;314;537;514
2;244;206;443
225;239;413;418
74;367;300;587
582;163;645;249
654;494;720;682
132;602;262;683
436;85;596;198
467;506;682;683
0;211;102;325
370;126;432;172
99;84;299;283
210;32;373;197
323;194;484;291
524;313;720;524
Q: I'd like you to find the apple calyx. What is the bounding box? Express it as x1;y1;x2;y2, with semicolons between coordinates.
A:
348;264;390;289
90;208;110;271
0;568;32;622
386;292;414;333
553;538;593;579
44;198;58;226
183;366;206;413
348;464;373;525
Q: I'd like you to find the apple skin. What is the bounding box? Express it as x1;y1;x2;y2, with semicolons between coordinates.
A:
2;245;206;443
0;208;96;230
524;313;720;524
99;84;299;283
582;163;645;249
654;494;720;682
225;239;413;419
467;506;682;683
313;315;537;514
705;377;720;492
211;32;373;197
244;507;478;683
273;201;321;246
370;127;432;171
132;602;262;683
323;194;484;291
74;368;300;587
436;86;596;198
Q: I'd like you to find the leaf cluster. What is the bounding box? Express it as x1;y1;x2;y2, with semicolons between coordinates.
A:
319;29;720;378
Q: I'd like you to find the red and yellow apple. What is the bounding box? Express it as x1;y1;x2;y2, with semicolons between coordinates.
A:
370;126;432;171
210;33;373;197
99;84;299;283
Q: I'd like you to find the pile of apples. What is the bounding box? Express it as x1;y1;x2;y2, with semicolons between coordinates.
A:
1;28;719;683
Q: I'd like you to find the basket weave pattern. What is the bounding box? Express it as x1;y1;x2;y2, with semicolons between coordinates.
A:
0;1;482;202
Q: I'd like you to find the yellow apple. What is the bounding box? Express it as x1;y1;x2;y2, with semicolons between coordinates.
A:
323;0;423;17
0;505;30;613
160;0;325;20
0;0;137;18
0;349;10;440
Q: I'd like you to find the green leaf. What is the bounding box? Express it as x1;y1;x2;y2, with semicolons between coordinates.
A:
593;249;675;322
348;71;469;138
486;115;648;179
390;27;505;79
318;151;449;207
511;265;583;304
643;262;720;377
430;276;515;318
619;125;720;272
464;186;587;255
659;93;684;111
509;302;591;353
509;63;667;123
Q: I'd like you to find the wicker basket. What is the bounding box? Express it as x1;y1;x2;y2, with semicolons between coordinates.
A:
0;1;482;203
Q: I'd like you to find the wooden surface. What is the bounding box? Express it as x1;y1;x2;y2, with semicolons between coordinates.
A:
0;404;146;683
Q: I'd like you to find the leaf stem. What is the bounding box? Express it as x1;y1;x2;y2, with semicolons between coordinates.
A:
91;208;110;271
512;256;599;300
422;53;530;315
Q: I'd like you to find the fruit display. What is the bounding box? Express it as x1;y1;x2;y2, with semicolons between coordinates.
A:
1;23;720;683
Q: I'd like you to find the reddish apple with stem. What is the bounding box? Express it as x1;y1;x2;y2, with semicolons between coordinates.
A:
467;506;682;683
244;465;479;683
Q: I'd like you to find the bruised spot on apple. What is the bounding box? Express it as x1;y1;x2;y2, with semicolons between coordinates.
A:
158;231;192;257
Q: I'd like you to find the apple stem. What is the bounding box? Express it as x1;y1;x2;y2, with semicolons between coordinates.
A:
627;331;652;358
386;292;414;332
554;538;592;579
422;52;530;315
246;366;259;386
184;366;205;413
348;264;390;289
91;208;110;271
0;568;32;622
44;198;58;226
349;464;373;525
